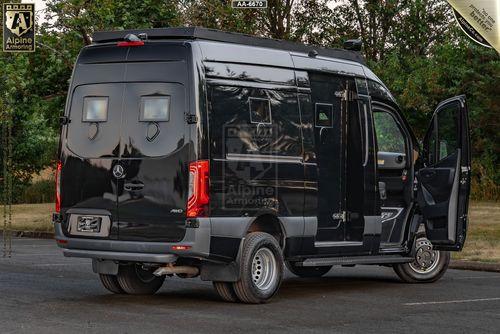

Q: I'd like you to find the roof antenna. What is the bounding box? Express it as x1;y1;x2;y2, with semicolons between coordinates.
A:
308;49;318;58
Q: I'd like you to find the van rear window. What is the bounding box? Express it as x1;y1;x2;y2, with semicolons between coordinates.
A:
140;96;170;122
83;97;108;122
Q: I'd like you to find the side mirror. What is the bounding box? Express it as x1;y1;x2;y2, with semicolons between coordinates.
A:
344;39;362;51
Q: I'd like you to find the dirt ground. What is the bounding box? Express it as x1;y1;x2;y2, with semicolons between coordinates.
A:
3;201;500;262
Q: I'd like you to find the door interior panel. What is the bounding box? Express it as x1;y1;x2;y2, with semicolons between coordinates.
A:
419;95;470;249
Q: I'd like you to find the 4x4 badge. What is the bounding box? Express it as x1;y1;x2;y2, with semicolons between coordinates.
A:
112;164;125;179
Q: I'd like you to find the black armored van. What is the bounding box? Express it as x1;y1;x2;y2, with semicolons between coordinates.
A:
54;27;471;303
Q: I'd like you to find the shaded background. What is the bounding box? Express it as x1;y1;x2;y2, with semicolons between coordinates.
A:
0;0;498;203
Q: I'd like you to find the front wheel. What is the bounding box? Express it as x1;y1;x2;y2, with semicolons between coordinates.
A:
232;232;284;304
393;233;450;283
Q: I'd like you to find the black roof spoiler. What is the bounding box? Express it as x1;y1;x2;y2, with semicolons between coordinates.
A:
92;27;365;65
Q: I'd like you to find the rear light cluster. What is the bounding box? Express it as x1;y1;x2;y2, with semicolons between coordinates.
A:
187;160;210;218
55;161;62;213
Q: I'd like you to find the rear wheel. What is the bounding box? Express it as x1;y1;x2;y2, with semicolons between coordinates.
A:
116;264;165;295
232;232;284;304
286;261;332;278
393;233;450;283
213;281;239;302
99;274;125;294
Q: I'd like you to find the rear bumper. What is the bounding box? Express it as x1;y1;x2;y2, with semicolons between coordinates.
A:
54;218;211;264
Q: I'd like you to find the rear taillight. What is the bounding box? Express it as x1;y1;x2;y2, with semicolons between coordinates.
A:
55;161;62;213
187;160;209;218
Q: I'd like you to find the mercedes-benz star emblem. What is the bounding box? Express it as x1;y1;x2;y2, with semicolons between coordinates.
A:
112;164;125;179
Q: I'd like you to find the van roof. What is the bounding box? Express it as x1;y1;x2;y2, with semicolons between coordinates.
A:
91;27;365;65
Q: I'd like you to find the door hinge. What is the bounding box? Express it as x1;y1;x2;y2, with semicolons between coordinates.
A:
185;114;198;124
332;211;349;222
59;116;71;125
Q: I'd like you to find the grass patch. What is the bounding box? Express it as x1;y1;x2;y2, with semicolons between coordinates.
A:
2;201;499;262
3;203;53;233
452;201;500;263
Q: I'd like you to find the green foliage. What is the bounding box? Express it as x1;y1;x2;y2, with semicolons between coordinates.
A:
20;179;55;204
373;112;406;153
0;0;498;201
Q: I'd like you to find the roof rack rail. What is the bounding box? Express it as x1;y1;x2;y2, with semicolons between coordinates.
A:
92;27;365;65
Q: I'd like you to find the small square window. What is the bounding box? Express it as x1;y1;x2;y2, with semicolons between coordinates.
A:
315;103;333;127
83;97;108;122
140;96;170;122
249;98;271;124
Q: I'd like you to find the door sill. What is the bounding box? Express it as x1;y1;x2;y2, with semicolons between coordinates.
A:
314;241;363;248
297;255;413;267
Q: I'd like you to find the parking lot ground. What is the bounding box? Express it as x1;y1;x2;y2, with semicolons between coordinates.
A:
0;238;499;334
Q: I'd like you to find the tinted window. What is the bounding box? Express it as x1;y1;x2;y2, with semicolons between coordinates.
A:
374;111;406;154
249;98;271;124
437;102;459;160
315;103;333;127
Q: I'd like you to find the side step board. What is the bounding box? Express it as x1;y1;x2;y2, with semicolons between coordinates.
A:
297;255;414;267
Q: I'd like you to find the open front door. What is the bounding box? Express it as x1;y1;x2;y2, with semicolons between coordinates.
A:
418;95;470;250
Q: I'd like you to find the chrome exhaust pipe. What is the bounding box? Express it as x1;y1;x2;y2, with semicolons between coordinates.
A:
153;264;199;277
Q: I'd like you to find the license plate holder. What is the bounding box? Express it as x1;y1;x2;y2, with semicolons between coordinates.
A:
77;216;102;233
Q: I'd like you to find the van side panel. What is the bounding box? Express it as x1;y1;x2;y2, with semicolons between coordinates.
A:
204;62;305;239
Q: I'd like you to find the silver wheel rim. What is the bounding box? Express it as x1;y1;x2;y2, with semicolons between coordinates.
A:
409;238;440;274
252;247;277;292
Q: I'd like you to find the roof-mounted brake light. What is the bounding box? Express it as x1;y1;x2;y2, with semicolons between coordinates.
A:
117;41;144;47
117;33;145;47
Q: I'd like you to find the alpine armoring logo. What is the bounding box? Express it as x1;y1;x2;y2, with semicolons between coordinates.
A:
3;3;35;52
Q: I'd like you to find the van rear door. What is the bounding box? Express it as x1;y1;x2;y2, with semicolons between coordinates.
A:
63;83;124;238
418;95;470;250
117;82;189;242
62;43;191;242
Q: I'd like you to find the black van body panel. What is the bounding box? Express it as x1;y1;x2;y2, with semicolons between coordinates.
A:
56;29;445;267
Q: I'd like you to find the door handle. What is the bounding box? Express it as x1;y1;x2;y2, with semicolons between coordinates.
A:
124;182;144;191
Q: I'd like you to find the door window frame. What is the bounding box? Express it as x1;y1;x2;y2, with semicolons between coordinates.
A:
424;100;462;167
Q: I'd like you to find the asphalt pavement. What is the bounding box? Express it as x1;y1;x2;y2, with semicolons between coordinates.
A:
0;238;499;334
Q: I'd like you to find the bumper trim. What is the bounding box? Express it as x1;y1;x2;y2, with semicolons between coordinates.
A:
63;248;177;263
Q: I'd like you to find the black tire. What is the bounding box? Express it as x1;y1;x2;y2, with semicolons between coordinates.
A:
393;233;450;283
286;261;332;278
232;232;284;304
116;264;165;295
99;274;125;294
213;281;239;302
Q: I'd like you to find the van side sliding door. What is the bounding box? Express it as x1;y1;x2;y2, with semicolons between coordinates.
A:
418;95;470;250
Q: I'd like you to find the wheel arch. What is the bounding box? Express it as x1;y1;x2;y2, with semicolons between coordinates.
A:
245;213;286;248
